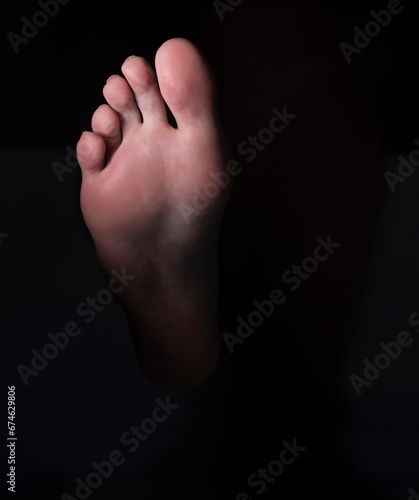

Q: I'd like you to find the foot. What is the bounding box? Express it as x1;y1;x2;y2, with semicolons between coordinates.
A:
76;38;229;388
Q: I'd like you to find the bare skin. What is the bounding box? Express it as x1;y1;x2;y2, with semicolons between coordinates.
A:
76;38;230;389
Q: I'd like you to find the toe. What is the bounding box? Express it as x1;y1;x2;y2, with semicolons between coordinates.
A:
121;56;167;124
103;75;141;133
92;104;122;159
155;38;218;131
76;132;106;176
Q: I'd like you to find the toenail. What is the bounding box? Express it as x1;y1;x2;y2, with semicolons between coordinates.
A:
127;55;137;59
106;74;118;84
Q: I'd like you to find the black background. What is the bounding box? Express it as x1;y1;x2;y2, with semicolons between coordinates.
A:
2;0;419;498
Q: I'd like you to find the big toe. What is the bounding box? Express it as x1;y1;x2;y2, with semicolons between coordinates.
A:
155;38;218;131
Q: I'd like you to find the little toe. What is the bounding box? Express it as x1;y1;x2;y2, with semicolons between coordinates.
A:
103;75;141;133
92;104;122;159
76;131;106;177
121;56;167;124
155;38;218;131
